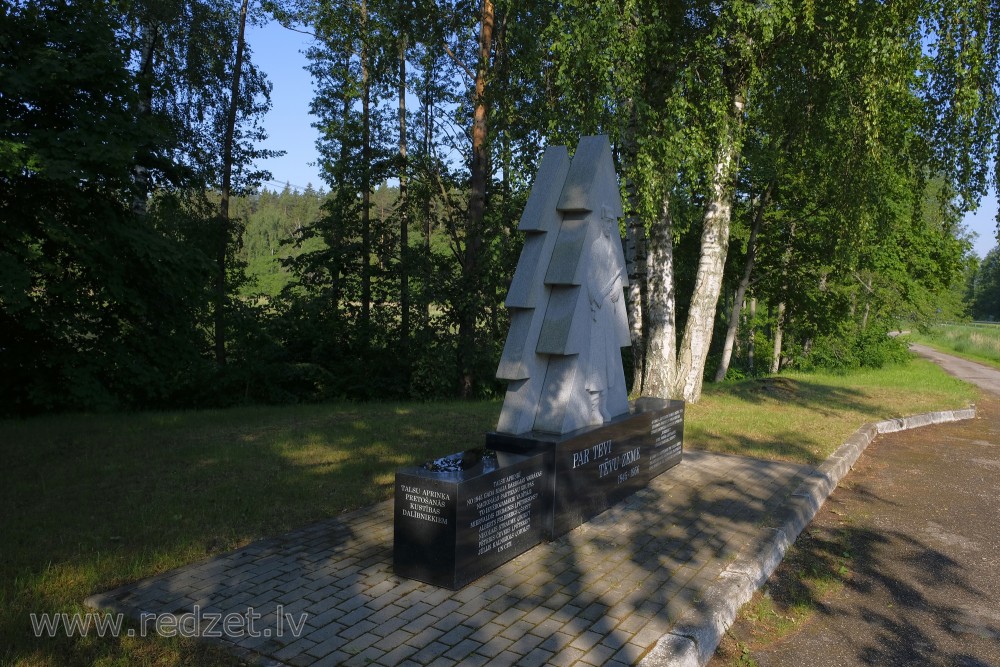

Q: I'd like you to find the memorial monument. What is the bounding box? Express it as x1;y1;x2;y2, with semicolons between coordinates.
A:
394;136;684;589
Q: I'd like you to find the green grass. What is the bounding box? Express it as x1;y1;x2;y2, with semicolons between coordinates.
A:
687;358;977;464
1;401;502;666
0;359;978;666
908;322;1000;370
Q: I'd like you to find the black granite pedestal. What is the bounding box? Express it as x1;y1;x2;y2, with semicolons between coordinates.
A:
486;398;684;538
393;398;684;589
393;450;549;589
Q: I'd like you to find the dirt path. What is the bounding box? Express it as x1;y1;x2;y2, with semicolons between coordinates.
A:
711;349;1000;667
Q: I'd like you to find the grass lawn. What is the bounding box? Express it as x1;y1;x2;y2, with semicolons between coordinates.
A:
907;322;1000;370
0;357;977;666
687;358;977;463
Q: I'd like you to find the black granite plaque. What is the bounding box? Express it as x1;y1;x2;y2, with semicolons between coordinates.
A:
393;450;548;589
486;399;684;538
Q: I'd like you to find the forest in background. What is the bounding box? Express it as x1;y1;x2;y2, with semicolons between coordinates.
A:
3;0;1000;416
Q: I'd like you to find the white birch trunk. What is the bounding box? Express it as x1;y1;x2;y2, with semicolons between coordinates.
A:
713;182;771;382
641;194;677;397
769;219;796;375
620;18;645;394
623;160;646;393
671;116;740;402
770;301;785;374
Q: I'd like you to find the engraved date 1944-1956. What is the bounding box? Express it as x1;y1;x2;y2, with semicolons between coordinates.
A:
571;438;641;486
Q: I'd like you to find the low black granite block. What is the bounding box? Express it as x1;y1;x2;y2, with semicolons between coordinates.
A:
486;399;684;538
393;450;548;589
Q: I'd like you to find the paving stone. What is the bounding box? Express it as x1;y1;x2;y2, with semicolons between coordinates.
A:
271;636;317;661
579;640;617;666
341;630;379;655
521;606;554;626
436;623;473;647
342;645;383;667
304;620;346;644
499;619;534;641
430;613;464;633
487;650;524;666
373;628;416;651
529;615;564;638
409;640;450;665
339;618;377;640
406;625;444;649
466;620;505;643
375;643;420;667
507;631;545;655
455;595;489;618
305;633;348;659
400;610;439;635
538;630;574;652
82;447;818;667
370;614;408;639
474;634;514;658
443;637;480;661
550;645;587;666
518;646;555;667
399;600;434;621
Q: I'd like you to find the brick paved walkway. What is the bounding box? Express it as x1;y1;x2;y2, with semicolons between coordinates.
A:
86;450;811;667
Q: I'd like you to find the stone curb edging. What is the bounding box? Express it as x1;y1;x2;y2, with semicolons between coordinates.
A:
638;405;977;667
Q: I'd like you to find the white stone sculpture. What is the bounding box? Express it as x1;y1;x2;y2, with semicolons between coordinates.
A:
495;135;630;436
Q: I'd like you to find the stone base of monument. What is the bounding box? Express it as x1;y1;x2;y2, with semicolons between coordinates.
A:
486;398;684;538
393;450;549;589
393;398;684;589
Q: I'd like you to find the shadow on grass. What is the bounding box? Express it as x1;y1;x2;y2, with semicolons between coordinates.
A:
706;376;876;418
0;402;500;666
4;406;819;666
687;430;826;465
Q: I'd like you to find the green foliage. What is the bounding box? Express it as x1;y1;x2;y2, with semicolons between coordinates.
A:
4;0;1000;413
0;2;211;414
970;247;1000;320
795;326;912;372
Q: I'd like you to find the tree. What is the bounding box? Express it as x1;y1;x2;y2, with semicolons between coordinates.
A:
972;247;1000;320
0;0;214;412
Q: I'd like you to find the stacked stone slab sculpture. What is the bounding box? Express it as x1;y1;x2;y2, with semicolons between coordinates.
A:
393;135;684;589
496;135;631;436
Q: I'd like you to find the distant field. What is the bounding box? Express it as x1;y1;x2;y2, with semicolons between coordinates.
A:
908;322;1000;369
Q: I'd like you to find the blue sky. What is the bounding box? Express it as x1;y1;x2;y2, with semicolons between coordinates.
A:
247;21;999;258
247;21;322;192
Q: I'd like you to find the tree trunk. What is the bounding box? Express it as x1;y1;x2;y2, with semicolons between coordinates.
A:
215;0;249;366
132;22;159;215
398;36;409;355
770;301;785;374
624;192;647;394
622;104;646;394
458;0;494;398
641;193;677;397
770;220;796;374
747;297;756;373
359;0;372;340
421;57;433;326
713;181;772;382
670;89;744;402
860;275;873;330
